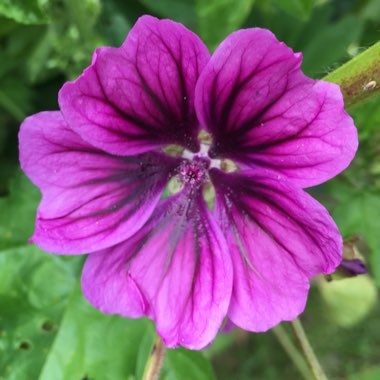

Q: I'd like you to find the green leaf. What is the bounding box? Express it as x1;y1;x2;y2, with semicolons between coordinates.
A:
273;0;314;21
333;191;380;286
0;245;80;380
0;241;150;380
0;16;18;37
0;0;49;25
350;367;380;380
97;0;132;46
329;187;380;285
301;16;363;77
135;326;156;380
0;79;32;121
140;0;197;30
196;0;255;49
166;348;216;380
360;0;380;22
350;96;380;140
25;0;102;82
39;286;150;380
0;171;40;250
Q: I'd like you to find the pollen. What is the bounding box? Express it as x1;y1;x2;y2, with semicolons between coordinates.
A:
178;157;210;186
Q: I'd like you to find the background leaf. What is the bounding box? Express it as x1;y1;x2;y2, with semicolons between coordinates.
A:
166;348;217;380
0;172;40;250
301;15;363;76
0;0;49;25
196;0;255;49
39;287;151;380
0;245;80;380
273;0;314;21
140;0;197;30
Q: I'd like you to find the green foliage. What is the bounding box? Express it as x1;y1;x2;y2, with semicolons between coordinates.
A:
141;0;197;30
0;245;80;380
196;0;255;49
39;287;150;380
319;95;380;286
0;0;49;25
0;172;40;250
273;0;314;21
330;188;380;285
350;367;380;380
166;348;216;380
27;0;103;81
302;15;363;76
251;4;365;77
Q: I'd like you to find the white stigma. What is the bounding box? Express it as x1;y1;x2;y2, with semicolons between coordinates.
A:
182;143;221;169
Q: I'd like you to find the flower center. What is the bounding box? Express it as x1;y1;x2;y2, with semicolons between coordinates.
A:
178;156;210;187
182;143;221;170
164;130;239;203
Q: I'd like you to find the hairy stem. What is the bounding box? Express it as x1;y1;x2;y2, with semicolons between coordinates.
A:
272;325;313;380
290;318;328;380
323;41;380;108
142;335;167;380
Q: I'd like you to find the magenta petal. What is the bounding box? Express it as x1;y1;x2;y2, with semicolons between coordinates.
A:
196;28;358;187
59;15;210;156
82;189;233;349
19;111;180;254
210;169;342;331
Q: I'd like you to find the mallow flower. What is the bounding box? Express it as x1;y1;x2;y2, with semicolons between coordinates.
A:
19;16;358;349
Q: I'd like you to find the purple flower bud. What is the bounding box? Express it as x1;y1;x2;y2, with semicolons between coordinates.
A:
340;259;368;276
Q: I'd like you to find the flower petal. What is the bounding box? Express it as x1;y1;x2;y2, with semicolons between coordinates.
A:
210;168;342;331
59;15;210;156
19;111;179;254
82;189;233;349
196;28;357;187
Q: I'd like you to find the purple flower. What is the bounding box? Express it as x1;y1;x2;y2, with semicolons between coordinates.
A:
19;16;358;349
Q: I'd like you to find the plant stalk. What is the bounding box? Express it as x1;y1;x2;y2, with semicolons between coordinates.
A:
272;325;313;380
290;318;328;380
323;41;380;108
142;335;167;380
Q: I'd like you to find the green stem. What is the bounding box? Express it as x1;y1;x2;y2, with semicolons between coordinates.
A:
323;41;380;108
142;335;167;380
272;325;313;380
290;318;328;380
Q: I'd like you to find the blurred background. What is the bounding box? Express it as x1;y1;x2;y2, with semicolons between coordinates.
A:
0;0;379;379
